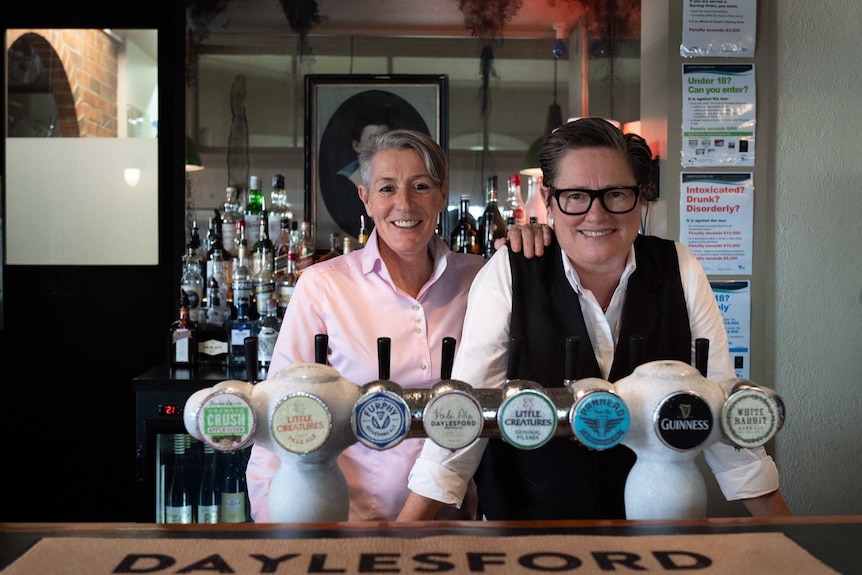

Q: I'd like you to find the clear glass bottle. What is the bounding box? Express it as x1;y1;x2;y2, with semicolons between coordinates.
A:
503;173;527;227
164;434;193;524
219;186;241;264
229;232;257;366
479;175;507;259
253;244;275;318
199;248;230;366
251;213;274;279
315;232;341;263
257;298;281;370
180;244;205;322
197;443;220;524
170;291;198;368
244;175;264;248
274;247;298;319
449;194;479;254
267;174;294;250
524;174;547;225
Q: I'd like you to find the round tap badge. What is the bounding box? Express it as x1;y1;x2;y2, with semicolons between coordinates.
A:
423;390;484;450
721;388;783;448
653;391;714;451
351;389;411;450
197;390;256;451
271;392;332;454
498;389;557;450
569;390;630;450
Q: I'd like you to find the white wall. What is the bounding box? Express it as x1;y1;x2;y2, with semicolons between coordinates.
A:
643;0;862;516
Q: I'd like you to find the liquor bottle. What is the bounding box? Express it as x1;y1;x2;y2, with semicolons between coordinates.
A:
523;174;547;225
197;443;220;524
273;217;293;275
257;298;281;370
296;220;315;273
219;186;241;265
169;291;198;367
274;246;298;319
449;194;479;254
229;233;257;366
503;173;527;227
252;243;275;318
244;175;265;249
180;244;205;322
164;434;193;524
198;248;230;366
205;215;228;287
267;174;294;250
342;236;355;254
478;175;507;259
251;214;274;279
357;214;369;248
315;232;341;263
220;449;251;523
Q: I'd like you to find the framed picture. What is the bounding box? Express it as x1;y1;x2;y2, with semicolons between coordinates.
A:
304;74;449;250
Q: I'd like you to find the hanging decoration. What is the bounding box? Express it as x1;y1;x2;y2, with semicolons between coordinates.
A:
277;0;322;59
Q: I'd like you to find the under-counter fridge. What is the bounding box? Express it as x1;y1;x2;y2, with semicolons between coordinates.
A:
133;366;253;523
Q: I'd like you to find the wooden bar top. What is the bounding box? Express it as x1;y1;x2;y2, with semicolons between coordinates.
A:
2;515;861;573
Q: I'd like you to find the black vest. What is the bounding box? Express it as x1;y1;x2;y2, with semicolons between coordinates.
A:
474;235;692;520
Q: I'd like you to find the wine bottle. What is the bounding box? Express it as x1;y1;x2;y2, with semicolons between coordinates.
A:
164;434;193;524
449;194;479;254
197;444;220;524
169;292;198;367
219;448;251;523
478;175;507;259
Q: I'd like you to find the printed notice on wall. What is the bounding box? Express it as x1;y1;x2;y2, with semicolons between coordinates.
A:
680;172;753;275
682;63;755;167
711;280;751;380
681;0;756;58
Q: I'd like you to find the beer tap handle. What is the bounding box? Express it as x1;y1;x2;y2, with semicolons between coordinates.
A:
564;335;581;383
440;337;456;379
377;337;391;380
695;338;709;377
315;333;329;364
629;334;646;373
244;336;259;383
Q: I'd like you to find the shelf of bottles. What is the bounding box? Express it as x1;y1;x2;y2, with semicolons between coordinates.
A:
158;433;253;524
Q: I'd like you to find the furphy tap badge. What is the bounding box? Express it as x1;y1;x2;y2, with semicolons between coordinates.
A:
351;389;411;450
654;392;713;450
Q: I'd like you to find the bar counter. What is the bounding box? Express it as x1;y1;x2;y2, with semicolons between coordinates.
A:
2;516;861;573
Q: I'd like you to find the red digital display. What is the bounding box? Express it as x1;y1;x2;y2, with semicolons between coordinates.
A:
158;404;184;416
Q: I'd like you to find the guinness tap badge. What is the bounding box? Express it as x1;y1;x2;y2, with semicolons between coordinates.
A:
654;391;714;450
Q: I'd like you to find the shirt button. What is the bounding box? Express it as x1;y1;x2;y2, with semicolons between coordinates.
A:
412;304;420;311
415;327;422;334
420;364;427;371
414;318;421;324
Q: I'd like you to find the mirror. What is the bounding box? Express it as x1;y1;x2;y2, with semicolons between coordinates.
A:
4;28;159;265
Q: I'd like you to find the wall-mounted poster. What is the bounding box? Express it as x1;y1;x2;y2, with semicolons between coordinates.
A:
680;172;753;275
711;280;751;380
682;64;755;167
681;0;757;58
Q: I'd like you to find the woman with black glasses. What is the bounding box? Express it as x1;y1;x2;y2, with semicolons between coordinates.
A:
398;117;791;521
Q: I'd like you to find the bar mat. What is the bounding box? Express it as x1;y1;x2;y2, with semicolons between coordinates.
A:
1;532;838;575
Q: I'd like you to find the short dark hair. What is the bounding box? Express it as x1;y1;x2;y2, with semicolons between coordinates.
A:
356;129;447;189
538;117;655;201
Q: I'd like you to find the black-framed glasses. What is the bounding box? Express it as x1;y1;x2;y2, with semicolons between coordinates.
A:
551;185;641;215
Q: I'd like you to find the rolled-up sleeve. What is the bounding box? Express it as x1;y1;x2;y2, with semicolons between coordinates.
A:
703;442;780;500
406;438;488;507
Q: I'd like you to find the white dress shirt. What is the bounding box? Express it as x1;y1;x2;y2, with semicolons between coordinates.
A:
407;241;780;508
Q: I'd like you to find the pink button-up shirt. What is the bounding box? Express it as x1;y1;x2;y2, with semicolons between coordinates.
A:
246;230;484;521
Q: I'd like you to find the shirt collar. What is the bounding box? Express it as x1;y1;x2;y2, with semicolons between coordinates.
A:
561;243;638;295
